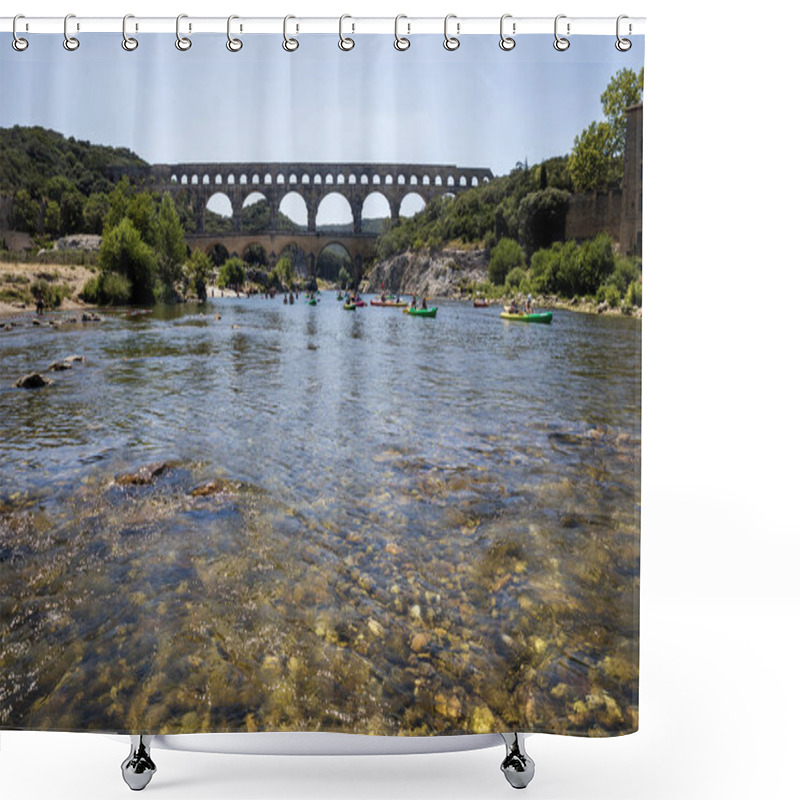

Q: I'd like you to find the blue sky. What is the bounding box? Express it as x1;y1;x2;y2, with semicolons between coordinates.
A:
2;32;643;223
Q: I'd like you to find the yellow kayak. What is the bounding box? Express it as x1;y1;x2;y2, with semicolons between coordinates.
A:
500;311;553;324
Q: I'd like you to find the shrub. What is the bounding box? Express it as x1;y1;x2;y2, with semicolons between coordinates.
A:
217;257;246;288
98;218;156;304
625;279;642;307
30;278;71;308
505;266;528;289
489;237;525;285
604;284;621;308
80;271;132;305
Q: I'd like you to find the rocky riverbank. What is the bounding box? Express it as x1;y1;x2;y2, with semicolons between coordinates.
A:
364;248;641;317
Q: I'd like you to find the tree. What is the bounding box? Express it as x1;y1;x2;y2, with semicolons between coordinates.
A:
601;67;644;155
518;188;570;253
568;68;643;192
43;175;77;204
154;193;186;296
217;257;246;289
338;265;351;289
60;191;85;234
12;189;39;234
125;192;158;246
184;249;212;301
98;218;156;304
489;238;525;285
43;200;61;236
567;121;619;192
242;243;268;266
83;192;110;234
275;255;293;287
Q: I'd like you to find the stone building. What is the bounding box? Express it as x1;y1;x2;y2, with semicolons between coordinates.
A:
619;102;643;257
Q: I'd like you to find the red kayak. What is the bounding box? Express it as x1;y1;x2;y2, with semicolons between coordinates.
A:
473;299;489;308
353;300;366;307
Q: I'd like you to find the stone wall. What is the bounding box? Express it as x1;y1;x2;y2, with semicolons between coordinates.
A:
565;189;623;243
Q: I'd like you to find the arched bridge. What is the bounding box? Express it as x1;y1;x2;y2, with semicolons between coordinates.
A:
108;161;494;234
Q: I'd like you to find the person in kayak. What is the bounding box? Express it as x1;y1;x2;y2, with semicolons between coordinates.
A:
421;297;428;309
410;294;418;309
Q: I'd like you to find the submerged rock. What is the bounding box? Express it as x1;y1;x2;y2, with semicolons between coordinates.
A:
189;479;232;497
81;312;102;322
47;361;72;372
115;461;170;486
64;355;85;363
13;372;52;389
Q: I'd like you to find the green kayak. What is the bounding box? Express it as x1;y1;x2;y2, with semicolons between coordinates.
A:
500;311;553;324
343;303;356;311
405;307;437;318
307;298;317;306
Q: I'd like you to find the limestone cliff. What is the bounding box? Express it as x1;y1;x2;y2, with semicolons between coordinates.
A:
364;248;489;299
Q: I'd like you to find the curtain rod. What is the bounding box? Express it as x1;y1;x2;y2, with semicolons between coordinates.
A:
1;16;645;37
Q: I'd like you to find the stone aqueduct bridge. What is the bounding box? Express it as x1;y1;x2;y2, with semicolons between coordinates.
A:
109;161;493;276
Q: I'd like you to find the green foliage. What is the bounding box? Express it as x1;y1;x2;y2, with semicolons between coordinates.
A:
489;238;525;285
505;266;528;289
60;191;85;234
529;233;617;298
30;278;72;308
154;194;186;296
568;121;620;192
603;284;622;308
338;266;351;289
517;188;571;254
0;125;145;198
83;192;110;235
568;68;643;192
184;249;212;301
98;218;156;304
207;244;230;267
217;257;246;289
43;200;61;236
13;189;39;234
80;271;132;305
242;243;268;266
317;246;352;282
601;67;644;154
625;279;642;308
275;255;293;286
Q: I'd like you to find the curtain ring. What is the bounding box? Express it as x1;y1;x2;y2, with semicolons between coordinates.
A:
394;15;410;51
283;15;299;52
338;14;354;51
176;14;192;50
63;13;80;51
122;14;138;51
443;14;460;51
553;14;570;51
12;15;29;51
227;15;243;51
499;14;515;51
615;15;632;51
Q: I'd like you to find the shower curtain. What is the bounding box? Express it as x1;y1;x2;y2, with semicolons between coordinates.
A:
0;23;643;739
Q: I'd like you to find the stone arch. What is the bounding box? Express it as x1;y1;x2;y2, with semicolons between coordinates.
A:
316;242;353;283
348;175;357;185
170;174;178;184
362;191;392;223
302;174;310;185
276;173;285;185
203;175;210;185
278;191;308;230
337;173;345;185
265;174;273;185
434;176;442;186
191;175;199;185
205;242;230;266
471;176;479;187
252;174;260;184
240;174;248;185
397;175;406;185
180;174;188;185
360;175;369;185
289;173;298;184
422;175;430;186
447;175;455;187
400;192;426;218
314;174;322;185
227;173;236;185
316;192;354;233
205;192;234;232
385;175;394;185
325;174;334;185
410;175;418;185
242;191;269;232
372;175;381;185
459;176;467;186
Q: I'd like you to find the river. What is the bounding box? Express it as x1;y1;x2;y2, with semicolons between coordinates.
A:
0;295;640;736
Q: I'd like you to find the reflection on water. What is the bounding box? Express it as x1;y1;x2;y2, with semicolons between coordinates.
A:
0;297;640;736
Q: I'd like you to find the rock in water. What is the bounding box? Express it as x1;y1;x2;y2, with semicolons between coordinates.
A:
115;461;170;486
13;373;52;389
64;355;85;363
48;361;72;372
